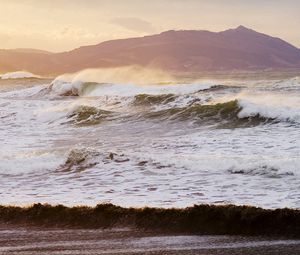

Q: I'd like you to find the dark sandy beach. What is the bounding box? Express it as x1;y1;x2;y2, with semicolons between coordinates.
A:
0;204;299;254
1;226;300;255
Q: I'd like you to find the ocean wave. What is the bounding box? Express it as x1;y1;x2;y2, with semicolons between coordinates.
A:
142;100;269;127
47;67;230;97
0;71;40;80
66;105;113;126
238;97;300;124
49;66;175;96
57;148;131;172
131;85;235;107
58;98;300;128
133;93;177;106
58;148;99;172
49;79;218;97
228;164;295;178
137;94;300;127
271;76;300;91
57;100;267;128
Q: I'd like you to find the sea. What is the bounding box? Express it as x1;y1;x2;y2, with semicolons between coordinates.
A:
0;68;299;209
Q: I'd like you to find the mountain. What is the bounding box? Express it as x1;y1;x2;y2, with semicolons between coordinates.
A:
0;49;52;74
1;26;300;75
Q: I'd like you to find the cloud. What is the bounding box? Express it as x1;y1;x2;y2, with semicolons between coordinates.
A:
111;17;155;33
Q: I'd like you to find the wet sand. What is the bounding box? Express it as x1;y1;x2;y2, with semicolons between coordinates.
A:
0;226;299;255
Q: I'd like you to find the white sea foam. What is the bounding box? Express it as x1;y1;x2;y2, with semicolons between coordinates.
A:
49;67;218;97
0;75;300;209
50;79;215;97
237;94;300;123
272;76;300;90
0;71;39;79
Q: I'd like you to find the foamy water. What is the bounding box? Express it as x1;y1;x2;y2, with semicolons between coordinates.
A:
0;71;39;80
0;71;299;208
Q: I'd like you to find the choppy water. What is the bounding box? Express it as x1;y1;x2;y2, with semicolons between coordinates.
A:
0;71;300;208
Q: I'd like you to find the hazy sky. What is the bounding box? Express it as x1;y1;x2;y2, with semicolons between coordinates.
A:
0;0;299;52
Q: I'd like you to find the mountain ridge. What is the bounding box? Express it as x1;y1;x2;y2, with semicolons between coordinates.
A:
1;26;300;75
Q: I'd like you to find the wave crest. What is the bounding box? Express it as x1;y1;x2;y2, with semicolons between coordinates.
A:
133;94;177;106
66;105;112;126
143;100;269;127
238;97;300;124
272;76;300;91
0;71;39;80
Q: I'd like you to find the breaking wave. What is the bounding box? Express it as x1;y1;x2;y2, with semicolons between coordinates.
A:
58;148;99;172
58;100;279;128
46;67;229;97
3;71;300;128
49;80;217;97
136;96;300;127
41;97;300;128
141;100;270;127
271;76;300;91
66;105;113;126
57;148;131;172
133;93;177;106
238;96;300;124
0;71;40;80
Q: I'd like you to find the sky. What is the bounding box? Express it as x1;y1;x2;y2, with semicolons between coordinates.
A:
0;0;299;52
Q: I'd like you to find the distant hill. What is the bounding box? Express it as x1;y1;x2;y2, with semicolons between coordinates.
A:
1;26;300;75
0;49;52;74
7;48;52;54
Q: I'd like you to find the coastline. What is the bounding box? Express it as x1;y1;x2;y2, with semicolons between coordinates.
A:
0;203;299;238
1;227;300;255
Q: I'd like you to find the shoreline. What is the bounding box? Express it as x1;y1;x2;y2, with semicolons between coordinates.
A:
0;203;299;238
1;227;300;255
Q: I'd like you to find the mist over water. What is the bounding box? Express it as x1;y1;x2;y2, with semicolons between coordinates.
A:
0;68;299;208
